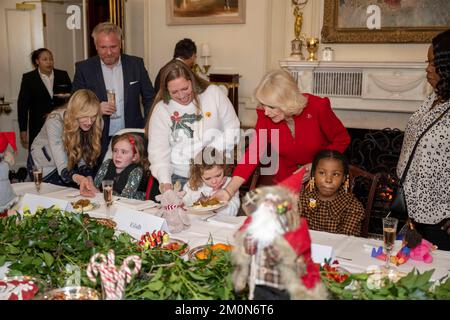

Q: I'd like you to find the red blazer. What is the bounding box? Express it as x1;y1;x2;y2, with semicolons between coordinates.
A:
234;93;350;184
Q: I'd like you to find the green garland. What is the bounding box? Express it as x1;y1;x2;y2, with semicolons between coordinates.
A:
320;264;450;300
2;207;448;300
0;207;243;300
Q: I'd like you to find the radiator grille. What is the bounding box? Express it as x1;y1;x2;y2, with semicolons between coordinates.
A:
313;70;363;97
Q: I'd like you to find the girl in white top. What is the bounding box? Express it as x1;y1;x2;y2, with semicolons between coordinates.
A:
146;60;240;193
183;147;239;216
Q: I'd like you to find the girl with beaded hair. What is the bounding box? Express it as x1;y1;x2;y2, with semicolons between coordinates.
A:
298;149;365;237
396;29;450;250
232;184;327;300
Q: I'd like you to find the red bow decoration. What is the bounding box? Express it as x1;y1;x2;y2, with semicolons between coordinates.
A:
128;135;136;154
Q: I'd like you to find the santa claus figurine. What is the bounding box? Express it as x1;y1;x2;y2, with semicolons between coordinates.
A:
232;184;328;300
0;132;18;217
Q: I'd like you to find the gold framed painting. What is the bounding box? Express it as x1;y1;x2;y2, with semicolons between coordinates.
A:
322;0;450;43
166;0;246;26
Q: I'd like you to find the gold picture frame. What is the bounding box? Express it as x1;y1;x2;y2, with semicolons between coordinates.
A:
321;0;450;43
166;0;246;26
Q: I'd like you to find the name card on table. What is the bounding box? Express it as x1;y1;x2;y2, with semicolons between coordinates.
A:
311;243;335;265
19;193;70;215
114;207;169;240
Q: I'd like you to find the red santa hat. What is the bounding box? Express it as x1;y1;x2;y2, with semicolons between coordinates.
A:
278;167;306;193
0;132;17;154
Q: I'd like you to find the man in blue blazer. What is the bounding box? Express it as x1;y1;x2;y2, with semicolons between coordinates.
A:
72;22;155;162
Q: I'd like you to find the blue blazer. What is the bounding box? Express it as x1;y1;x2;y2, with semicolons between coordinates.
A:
72;54;155;159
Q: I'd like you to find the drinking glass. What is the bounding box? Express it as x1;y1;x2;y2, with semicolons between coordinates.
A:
32;165;43;193
107;90;120;119
382;217;398;272
102;180;114;217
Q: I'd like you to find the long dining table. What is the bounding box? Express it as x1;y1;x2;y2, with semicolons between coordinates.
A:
6;182;450;282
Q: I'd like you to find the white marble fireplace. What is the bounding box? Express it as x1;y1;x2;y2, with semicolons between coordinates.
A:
279;60;431;130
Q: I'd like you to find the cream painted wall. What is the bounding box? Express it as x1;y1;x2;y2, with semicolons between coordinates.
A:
0;0;44;167
285;0;429;62
142;0;431;128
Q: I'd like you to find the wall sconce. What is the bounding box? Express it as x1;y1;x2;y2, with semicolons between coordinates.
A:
193;43;211;75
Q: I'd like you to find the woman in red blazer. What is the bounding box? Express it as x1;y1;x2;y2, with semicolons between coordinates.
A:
215;69;350;201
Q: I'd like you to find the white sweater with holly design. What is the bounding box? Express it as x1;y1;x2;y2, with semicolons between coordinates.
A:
148;85;240;184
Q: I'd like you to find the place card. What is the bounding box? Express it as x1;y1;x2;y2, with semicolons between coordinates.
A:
19;193;70;215
311;243;335;265
114;207;169;240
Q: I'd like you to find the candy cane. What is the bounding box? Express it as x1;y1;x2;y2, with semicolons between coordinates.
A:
114;255;142;299
87;252;108;284
86;251;141;300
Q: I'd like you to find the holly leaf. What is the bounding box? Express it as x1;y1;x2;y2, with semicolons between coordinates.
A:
180;113;202;123
414;269;434;289
41;251;54;267
398;269;418;289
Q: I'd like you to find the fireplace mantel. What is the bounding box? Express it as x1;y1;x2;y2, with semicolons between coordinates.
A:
279;60;431;130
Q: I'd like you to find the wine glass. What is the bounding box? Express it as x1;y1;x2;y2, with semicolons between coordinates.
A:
102;180;114;217
107;90;120;119
32;165;43;193
382;217;398;273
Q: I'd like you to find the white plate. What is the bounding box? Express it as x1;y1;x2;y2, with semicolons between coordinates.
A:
187;201;227;213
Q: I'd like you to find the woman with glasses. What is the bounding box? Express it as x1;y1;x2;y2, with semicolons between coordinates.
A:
214;69;350;202
28;89;103;188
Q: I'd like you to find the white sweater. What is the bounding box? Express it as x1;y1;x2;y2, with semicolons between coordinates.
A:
182;177;240;216
148;85;240;184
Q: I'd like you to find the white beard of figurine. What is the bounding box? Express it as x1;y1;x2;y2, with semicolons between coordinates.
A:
246;202;284;248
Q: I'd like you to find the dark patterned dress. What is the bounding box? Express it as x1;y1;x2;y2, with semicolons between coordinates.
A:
298;188;365;237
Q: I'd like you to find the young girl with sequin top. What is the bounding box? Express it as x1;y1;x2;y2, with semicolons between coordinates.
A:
92;133;149;200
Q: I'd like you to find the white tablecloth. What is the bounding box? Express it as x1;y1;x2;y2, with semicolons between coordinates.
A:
8;182;450;282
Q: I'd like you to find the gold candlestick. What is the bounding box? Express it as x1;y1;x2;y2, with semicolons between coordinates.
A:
290;0;308;59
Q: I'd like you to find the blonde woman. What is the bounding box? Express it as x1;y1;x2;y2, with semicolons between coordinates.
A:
214;69;350;202
28;89;103;190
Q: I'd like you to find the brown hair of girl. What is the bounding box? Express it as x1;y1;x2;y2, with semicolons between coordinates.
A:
111;133;150;176
188;147;228;191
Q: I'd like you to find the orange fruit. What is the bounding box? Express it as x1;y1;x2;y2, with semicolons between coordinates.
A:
195;248;211;260
211;243;233;251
